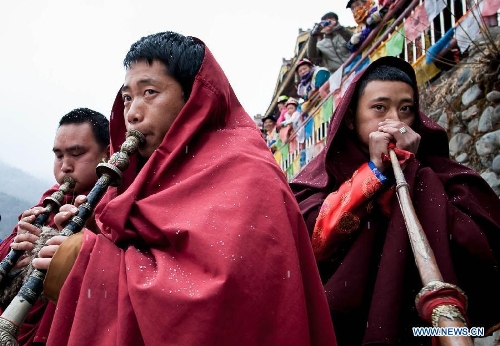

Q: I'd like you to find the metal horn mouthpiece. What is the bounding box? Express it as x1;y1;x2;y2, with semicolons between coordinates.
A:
0;131;144;345
0;176;75;284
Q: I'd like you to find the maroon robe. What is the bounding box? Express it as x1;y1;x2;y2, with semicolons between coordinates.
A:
290;57;500;345
46;41;337;345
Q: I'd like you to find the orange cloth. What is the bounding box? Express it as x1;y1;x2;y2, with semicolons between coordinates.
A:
312;163;387;260
44;232;84;303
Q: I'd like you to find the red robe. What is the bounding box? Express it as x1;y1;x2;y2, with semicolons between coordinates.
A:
290;57;500;345
0;185;82;345
46;43;336;345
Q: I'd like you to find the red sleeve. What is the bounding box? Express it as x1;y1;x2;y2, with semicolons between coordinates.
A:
312;163;385;261
0;233;16;261
0;185;59;262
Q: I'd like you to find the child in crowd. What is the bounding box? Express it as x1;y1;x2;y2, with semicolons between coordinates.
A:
275;95;290;125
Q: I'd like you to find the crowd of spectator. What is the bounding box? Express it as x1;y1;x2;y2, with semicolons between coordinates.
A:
258;6;365;166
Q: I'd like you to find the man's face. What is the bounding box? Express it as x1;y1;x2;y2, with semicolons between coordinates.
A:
321;19;338;34
121;60;186;159
53;123;109;195
354;80;415;149
298;64;312;78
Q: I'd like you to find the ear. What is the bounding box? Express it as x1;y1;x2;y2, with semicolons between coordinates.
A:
104;144;111;161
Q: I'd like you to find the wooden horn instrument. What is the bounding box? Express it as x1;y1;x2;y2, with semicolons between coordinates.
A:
388;147;473;346
0;177;76;284
0;130;145;345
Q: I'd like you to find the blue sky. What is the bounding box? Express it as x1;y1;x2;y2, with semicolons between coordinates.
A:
0;0;355;183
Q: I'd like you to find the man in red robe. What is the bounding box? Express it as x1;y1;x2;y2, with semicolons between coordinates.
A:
290;56;500;345
33;31;337;345
0;108;109;345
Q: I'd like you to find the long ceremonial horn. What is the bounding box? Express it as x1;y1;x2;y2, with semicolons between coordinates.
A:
0;176;76;284
0;130;145;345
388;147;473;346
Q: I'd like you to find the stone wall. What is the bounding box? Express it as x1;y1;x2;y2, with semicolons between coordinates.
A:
420;27;500;196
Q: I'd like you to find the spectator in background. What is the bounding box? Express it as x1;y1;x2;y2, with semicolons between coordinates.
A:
280;98;305;150
296;58;330;101
262;114;279;153
308;12;353;74
275;95;290;126
278;98;296;144
346;0;391;52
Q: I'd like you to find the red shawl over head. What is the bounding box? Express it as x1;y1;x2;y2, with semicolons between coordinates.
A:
290;57;500;345
46;42;336;345
0;185;85;345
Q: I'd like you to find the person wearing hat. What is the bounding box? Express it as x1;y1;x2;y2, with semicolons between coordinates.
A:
296;58;330;102
346;0;391;52
280;98;301;129
262;113;279;153
275;95;290;126
308;12;353;74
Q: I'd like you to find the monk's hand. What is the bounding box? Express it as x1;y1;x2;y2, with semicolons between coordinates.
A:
11;207;46;270
377;119;420;155
31;236;68;271
368;130;393;173
53;195;87;231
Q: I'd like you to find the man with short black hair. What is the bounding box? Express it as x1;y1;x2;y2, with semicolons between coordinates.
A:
0;108;109;345
35;31;337;345
308;11;353;74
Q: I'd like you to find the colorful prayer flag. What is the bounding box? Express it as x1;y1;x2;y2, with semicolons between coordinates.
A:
386;26;405;56
341;72;356;97
280;142;289;160
404;4;430;43
322;96;334;123
426;27;454;64
369;41;387;61
305;116;314;140
482;0;500;16
356;56;370;72
274;150;282;167
413;55;440;86
286;163;293;180
344;54;361;74
424;0;447;21
329;67;343;93
455;2;484;53
292;154;301;176
314;109;322;132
